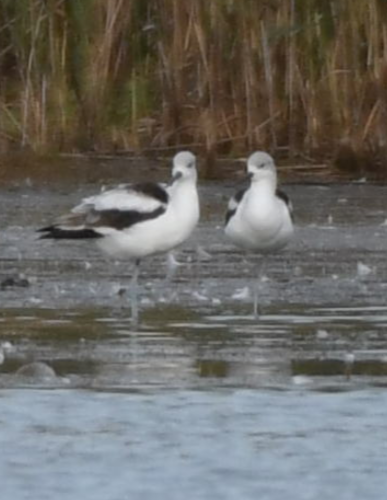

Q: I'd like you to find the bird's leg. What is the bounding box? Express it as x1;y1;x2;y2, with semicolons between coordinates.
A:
165;252;179;286
158;252;181;302
252;275;260;320
253;259;266;319
130;259;141;326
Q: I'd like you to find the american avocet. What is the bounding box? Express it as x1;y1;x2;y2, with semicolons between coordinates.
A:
225;151;293;317
39;151;200;323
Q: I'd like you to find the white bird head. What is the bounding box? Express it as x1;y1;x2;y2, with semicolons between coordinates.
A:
247;151;277;184
171;151;197;184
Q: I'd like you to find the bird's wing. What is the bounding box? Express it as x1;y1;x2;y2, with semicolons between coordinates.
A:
41;182;169;235
76;182;168;213
276;188;294;221
225;187;247;225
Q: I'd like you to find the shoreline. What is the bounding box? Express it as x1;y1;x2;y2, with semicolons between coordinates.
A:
0;151;382;186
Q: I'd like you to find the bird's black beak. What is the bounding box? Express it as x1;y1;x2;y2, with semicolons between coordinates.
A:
169;171;182;186
246;172;253;181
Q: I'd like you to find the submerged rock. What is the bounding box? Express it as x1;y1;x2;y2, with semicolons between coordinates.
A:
1;273;30;289
16;362;56;380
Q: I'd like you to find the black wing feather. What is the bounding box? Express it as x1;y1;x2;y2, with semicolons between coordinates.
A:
276;188;294;221
92;206;166;230
39;228;102;239
131;182;169;204
225;187;247;225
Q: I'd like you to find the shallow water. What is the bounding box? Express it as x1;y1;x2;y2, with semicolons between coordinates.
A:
2;388;387;500
1;180;387;498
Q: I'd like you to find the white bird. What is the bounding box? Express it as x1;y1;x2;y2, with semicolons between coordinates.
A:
39;151;200;324
224;151;294;317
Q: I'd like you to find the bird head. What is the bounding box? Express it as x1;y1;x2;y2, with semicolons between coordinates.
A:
170;151;197;184
246;151;277;184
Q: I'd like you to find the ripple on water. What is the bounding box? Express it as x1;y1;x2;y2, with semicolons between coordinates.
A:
0;304;387;391
1;388;387;500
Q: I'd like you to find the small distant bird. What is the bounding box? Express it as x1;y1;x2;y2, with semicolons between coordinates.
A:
225;151;294;317
39;151;200;324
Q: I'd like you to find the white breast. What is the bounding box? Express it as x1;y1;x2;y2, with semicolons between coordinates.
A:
97;181;199;259
225;187;293;253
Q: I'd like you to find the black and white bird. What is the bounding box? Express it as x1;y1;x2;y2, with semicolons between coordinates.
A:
225;151;294;317
39;151;200;323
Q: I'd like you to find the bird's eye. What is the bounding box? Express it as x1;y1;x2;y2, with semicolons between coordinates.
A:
187;162;194;169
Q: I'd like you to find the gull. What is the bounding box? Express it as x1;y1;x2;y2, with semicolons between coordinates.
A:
225;151;293;317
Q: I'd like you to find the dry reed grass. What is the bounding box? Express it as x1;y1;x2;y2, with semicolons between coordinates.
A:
1;0;387;174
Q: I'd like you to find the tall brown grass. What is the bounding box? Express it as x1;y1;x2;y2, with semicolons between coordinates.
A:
1;0;387;172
